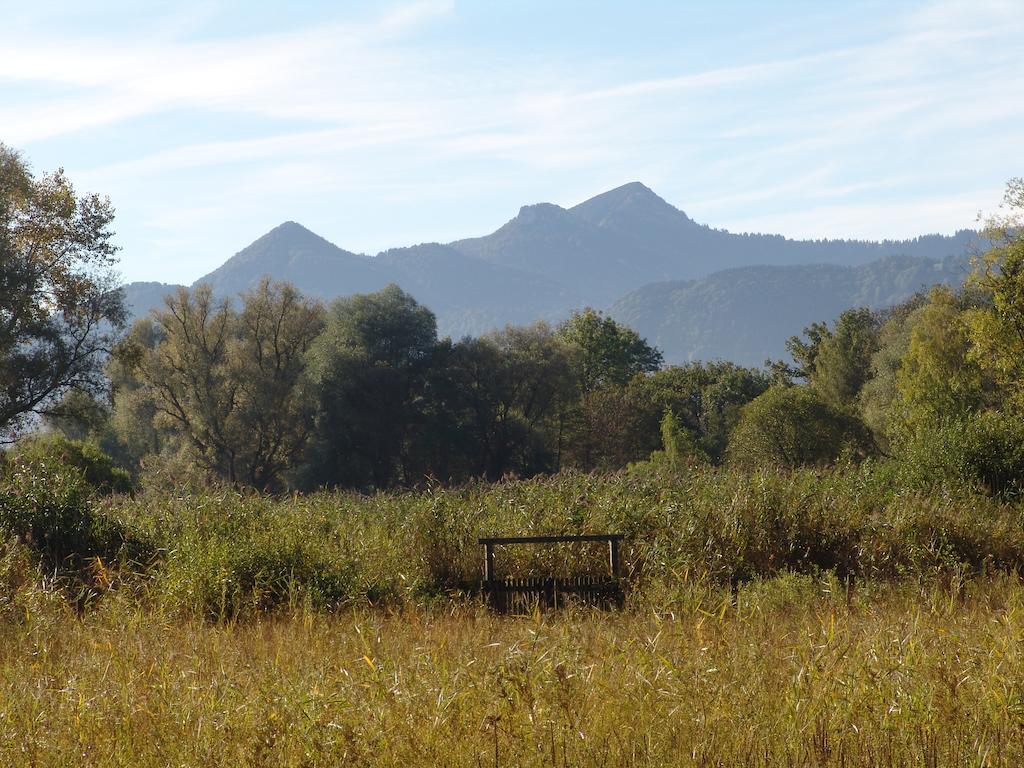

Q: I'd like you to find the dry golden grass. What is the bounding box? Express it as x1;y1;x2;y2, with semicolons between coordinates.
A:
2;573;1024;767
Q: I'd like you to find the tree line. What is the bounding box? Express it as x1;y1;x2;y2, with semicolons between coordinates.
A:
59;278;771;491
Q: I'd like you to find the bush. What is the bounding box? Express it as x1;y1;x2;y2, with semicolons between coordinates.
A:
895;410;1024;498
148;493;360;619
0;439;150;597
7;435;133;495
727;386;875;468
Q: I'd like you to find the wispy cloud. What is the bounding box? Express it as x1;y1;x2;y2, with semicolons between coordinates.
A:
2;0;1020;282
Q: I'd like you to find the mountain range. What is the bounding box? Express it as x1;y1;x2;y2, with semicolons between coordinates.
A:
123;182;981;366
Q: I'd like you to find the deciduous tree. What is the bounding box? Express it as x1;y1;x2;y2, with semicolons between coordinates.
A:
136;280;323;489
0;145;125;438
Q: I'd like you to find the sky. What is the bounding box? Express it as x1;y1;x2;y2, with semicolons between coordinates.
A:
2;0;1022;285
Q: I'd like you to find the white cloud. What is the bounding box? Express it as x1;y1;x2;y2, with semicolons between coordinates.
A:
3;0;1022;283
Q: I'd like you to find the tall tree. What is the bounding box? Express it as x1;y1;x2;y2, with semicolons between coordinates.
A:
304;284;437;490
0;144;126;438
135;280;323;489
448;323;576;480
896;286;988;431
776;309;880;406
557;308;662;393
811;308;880;406
967;178;1024;408
858;293;927;444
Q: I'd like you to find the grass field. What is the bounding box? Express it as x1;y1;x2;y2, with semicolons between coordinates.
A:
4;464;1024;765
2;574;1024;766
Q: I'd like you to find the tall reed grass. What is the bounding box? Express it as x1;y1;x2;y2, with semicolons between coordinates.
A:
84;463;1024;618
1;573;1023;766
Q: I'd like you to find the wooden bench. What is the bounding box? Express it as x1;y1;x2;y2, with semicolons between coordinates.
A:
478;534;624;612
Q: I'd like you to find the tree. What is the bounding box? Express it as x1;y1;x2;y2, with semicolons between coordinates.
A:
727;386;875;467
966;178;1024;408
895;286;988;431
775;321;831;381
858;293;928;444
304;285;437;489
811;308;879;406
447;323;576;480
777;309;879;404
108;318;165;467
561;381;656;471
0;144;126;438
134;280;324;489
652;409;708;467
557;308;662;393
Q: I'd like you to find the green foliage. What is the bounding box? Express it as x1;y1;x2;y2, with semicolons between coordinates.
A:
781;320;831;381
564;362;769;470
557;307;662;392
149;495;359;619
810;308;879;405
781;308;880;405
641;362;771;461
455;323;576;480
967;178;1024;408
71;464;1024;621
858;293;927;444
304;284;439;489
42;389;112;443
132;279;324;489
0;439;149;593
895;410;1024;498
9;435;132;495
0;144;126;438
648;409;708;468
895;286;988;431
728;386;875;468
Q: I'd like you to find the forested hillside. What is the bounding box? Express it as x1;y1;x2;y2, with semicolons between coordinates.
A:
612;253;971;365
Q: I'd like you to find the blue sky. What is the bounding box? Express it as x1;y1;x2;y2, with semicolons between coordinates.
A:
2;0;1022;284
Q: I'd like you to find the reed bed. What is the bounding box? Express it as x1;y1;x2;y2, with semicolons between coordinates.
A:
4;464;1024;764
2;574;1024;766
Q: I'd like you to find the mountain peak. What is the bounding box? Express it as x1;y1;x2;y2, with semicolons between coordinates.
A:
606;181;657;198
573;181;675;215
259;220;322;241
515;202;567;221
193;220;384;297
570;181;697;238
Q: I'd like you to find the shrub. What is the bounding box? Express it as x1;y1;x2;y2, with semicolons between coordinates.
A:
0;440;150;597
727;386;875;467
895;410;1024;498
148;494;360;619
7;435;133;495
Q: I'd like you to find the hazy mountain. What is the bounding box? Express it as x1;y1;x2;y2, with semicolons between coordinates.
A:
119;281;185;320
449;200;660;304
123;225;576;339
610;254;972;367
198;221;390;299
120;181;981;358
451;181;979;297
376;243;580;337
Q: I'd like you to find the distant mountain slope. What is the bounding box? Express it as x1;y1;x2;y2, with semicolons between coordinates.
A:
610;254;972;367
119;181;983;356
376;243;579;337
452;182;979;299
121;225;576;339
449;201;660;304
121;280;185;321
196;221;391;299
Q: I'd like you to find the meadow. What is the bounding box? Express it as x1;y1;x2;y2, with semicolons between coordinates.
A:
4;461;1024;765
